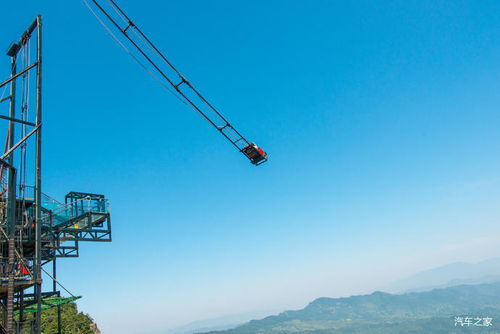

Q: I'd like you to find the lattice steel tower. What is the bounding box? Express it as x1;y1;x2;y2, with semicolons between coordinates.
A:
0;16;112;334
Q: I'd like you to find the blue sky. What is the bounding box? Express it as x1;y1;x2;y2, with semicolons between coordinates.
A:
2;0;500;333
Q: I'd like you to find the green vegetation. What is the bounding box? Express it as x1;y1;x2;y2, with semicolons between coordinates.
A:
204;282;500;334
17;302;98;334
41;302;97;334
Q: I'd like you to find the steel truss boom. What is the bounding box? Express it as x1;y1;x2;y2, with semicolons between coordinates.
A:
85;0;268;165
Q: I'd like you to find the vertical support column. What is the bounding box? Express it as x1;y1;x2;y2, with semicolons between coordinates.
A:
0;159;18;334
6;170;16;334
7;50;16;163
52;258;61;334
6;47;17;334
18;289;24;333
33;15;43;334
6;238;14;334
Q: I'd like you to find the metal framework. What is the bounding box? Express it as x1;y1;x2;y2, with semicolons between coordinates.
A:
0;17;112;334
83;0;268;165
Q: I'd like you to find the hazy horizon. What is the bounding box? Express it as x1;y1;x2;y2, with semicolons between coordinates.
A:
167;253;500;333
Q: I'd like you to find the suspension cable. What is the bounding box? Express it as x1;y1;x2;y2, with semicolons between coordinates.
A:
81;0;187;106
82;0;268;164
41;266;76;298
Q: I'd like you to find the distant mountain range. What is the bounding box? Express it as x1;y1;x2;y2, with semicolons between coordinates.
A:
169;258;500;334
168;310;283;334
384;258;500;293
203;282;500;333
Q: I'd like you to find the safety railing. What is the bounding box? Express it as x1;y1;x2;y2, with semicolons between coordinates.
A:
21;185;64;212
42;197;109;229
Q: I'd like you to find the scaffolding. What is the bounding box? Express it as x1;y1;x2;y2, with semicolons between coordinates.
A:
0;17;112;334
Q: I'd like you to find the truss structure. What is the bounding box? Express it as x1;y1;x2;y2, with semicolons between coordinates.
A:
0;17;112;334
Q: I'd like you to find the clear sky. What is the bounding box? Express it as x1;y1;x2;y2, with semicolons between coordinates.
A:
2;1;500;333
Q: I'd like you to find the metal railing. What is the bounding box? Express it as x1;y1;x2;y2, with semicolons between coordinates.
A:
43;197;109;228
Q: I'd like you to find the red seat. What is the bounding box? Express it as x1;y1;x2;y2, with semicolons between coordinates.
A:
242;143;268;165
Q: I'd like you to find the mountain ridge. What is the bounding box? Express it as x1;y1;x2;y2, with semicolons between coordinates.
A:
384;257;500;293
202;282;500;333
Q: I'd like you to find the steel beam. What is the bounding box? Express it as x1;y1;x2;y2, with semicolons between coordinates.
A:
0;63;38;90
34;15;43;334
